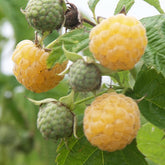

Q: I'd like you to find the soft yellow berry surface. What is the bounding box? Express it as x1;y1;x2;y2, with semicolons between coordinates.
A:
12;40;67;93
89;14;148;70
83;92;140;152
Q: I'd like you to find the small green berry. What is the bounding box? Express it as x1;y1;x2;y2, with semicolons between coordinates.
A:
22;0;65;32
69;59;101;92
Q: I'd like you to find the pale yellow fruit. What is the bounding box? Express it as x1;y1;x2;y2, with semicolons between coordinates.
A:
89;14;148;70
12;40;67;93
83;92;140;152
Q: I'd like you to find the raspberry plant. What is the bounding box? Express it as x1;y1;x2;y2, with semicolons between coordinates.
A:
2;0;165;164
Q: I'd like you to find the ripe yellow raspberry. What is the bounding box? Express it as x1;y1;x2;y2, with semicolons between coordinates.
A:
83;92;140;152
12;40;67;93
89;14;148;70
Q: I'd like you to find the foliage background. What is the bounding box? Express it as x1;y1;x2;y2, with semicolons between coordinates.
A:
0;1;63;164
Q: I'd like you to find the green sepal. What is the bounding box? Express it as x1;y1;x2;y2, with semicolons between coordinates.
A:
28;98;57;106
95;63;116;75
62;44;83;62
59;90;75;110
58;66;70;76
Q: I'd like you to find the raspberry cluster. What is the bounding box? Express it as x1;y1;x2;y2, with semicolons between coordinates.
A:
11;0;147;153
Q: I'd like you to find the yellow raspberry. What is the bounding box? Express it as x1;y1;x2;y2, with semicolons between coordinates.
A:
83;92;140;152
12;40;67;93
89;14;148;70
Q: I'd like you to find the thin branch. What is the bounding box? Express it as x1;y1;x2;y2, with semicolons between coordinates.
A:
82;18;96;27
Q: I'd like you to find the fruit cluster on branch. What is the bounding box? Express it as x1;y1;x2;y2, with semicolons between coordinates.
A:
12;0;148;153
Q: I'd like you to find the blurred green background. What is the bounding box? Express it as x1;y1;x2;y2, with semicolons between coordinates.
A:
0;0;67;164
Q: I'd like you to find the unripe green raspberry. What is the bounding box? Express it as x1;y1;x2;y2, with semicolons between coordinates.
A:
83;92;140;152
69;59;101;92
37;101;74;140
89;14;148;70
22;0;65;31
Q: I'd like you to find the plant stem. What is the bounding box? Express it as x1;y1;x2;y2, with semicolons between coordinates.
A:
82;18;96;27
46;38;58;49
74;90;108;105
35;31;51;47
40;32;50;46
122;87;129;94
90;9;97;23
73;115;78;139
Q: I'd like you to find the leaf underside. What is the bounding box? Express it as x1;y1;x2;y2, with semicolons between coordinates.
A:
140;14;165;77
114;0;135;15
137;123;165;165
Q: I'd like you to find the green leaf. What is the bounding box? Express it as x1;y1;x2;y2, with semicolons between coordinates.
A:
137;123;165;165
103;140;147;165
132;65;165;129
56;129;147;165
162;21;165;35
114;0;135;15
56;106;147;165
59;90;75;109
62;44;83;62
140;14;165;77
111;70;133;88
47;28;90;68
146;158;158;165
82;47;94;58
144;0;164;14
43;30;59;46
88;0;100;15
48;47;67;66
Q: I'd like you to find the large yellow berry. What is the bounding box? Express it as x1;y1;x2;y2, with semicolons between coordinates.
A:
83;92;140;152
89;14;148;70
12;40;67;93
